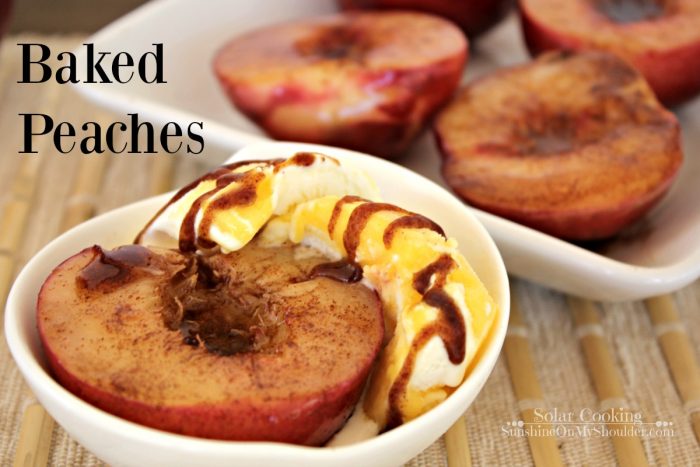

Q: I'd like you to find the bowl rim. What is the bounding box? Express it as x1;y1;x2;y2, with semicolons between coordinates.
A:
4;142;510;463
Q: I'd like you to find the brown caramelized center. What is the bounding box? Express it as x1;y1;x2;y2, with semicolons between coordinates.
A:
514;94;658;156
295;24;367;61
593;0;666;23
516;113;580;155
163;255;283;356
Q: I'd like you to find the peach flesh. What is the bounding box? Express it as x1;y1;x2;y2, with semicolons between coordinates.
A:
37;242;384;445
519;0;700;105
434;51;683;240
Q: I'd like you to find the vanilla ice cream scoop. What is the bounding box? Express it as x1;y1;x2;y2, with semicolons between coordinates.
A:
136;152;497;434
285;195;497;429
136;152;380;251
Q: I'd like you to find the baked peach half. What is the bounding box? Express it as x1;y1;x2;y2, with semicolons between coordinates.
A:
213;11;467;159
434;51;683;241
338;0;512;39
519;0;700;105
37;241;384;445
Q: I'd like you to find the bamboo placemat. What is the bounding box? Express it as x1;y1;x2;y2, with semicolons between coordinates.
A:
2;35;699;467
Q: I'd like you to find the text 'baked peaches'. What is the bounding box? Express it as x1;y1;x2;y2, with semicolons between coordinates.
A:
519;0;700;105
213;12;467;158
435;51;683;240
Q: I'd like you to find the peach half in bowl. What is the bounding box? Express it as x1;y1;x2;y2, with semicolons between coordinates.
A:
5;142;509;467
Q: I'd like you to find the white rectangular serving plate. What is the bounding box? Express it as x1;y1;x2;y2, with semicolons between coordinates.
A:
71;0;700;301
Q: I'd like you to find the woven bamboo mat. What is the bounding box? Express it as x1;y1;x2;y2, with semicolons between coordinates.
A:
2;35;699;467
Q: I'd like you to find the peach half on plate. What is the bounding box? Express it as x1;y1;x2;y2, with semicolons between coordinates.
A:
435;51;683;241
5;142;509;467
213;11;467;159
519;0;700;105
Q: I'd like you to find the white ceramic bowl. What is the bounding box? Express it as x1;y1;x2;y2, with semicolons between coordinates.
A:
5;142;509;467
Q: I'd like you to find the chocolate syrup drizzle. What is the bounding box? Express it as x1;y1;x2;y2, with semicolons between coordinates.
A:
328;195;365;238
325;195;462;429
134;159;284;249
134;165;235;245
343;203;406;262
135;153;335;250
385;253;465;429
310;260;363;283
383;215;445;249
77;245;153;293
